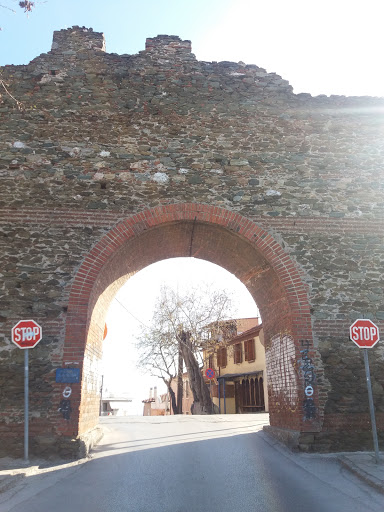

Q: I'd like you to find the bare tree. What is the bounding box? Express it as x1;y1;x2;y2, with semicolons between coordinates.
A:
136;284;236;415
0;1;35;17
0;1;41;31
0;1;45;108
136;322;180;414
18;1;35;12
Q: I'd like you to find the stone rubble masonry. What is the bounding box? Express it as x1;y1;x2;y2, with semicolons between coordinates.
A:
0;26;383;457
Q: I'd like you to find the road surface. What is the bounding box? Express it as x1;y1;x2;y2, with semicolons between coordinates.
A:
1;414;383;512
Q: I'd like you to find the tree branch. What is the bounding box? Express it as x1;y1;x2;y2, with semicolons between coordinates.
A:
0;77;24;110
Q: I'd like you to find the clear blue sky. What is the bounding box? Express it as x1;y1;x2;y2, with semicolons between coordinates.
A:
0;0;232;65
1;0;384;97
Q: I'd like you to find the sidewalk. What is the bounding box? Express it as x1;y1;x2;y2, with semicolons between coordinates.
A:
0;455;88;495
338;452;384;495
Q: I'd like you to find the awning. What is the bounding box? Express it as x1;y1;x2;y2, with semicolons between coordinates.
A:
216;370;263;380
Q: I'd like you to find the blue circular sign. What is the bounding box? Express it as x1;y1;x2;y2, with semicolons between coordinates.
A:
205;368;215;379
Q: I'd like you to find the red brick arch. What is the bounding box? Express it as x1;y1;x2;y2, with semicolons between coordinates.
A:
62;203;317;441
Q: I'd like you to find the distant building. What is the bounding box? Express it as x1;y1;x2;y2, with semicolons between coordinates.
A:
142;386;170;416
100;392;133;416
165;318;267;416
203;319;268;414
206;317;259;344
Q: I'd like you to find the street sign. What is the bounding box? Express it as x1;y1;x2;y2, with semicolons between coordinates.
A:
12;319;42;349
56;368;81;383
349;319;380;348
205;368;215;379
11;319;42;462
349;318;381;463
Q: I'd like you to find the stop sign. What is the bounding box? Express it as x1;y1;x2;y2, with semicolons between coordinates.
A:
12;319;42;349
350;319;380;348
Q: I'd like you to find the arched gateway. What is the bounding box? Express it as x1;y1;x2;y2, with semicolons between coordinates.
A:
64;204;317;453
1;27;383;457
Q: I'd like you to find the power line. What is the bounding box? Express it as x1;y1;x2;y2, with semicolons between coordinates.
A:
114;297;149;328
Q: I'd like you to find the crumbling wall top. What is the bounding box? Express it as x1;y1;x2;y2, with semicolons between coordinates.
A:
145;35;192;54
51;26;106;54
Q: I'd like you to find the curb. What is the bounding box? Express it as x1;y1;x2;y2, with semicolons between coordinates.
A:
0;455;90;497
339;456;384;495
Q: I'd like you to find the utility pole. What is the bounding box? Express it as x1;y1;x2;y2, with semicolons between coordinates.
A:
177;335;183;414
99;375;104;416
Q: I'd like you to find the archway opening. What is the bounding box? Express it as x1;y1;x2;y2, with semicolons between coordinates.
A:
61;205;317;452
101;257;261;416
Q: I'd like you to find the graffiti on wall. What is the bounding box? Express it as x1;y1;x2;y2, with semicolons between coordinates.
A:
266;334;298;410
58;386;72;420
300;340;316;420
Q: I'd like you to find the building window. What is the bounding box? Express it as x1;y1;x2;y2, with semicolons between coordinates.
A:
244;339;255;361
208;353;214;369
240;376;264;410
217;347;227;367
234;343;242;364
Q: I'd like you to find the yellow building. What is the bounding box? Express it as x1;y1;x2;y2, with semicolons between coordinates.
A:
204;321;268;414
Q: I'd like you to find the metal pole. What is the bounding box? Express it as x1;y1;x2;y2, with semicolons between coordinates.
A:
223;379;226;414
24;348;29;462
177;336;183;415
363;349;380;464
218;380;221;414
99;374;104;416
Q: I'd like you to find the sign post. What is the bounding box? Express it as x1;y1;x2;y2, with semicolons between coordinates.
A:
24;348;29;461
349;319;381;464
11;320;42;462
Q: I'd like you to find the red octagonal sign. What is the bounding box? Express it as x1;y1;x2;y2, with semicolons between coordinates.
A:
12;319;42;349
350;319;380;348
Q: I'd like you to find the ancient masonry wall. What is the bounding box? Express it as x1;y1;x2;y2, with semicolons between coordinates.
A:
0;27;383;455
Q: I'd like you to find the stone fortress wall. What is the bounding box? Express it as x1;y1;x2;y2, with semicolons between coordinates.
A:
0;27;383;456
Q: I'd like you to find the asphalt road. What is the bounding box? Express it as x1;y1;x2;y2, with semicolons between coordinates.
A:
2;414;383;512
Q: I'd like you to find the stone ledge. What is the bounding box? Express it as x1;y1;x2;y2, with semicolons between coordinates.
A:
263;426;333;452
77;426;104;458
263;425;301;451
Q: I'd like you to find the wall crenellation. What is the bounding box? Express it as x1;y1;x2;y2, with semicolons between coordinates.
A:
51;26;106;53
145;34;192;54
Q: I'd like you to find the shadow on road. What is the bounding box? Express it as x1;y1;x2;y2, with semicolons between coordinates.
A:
2;427;382;512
